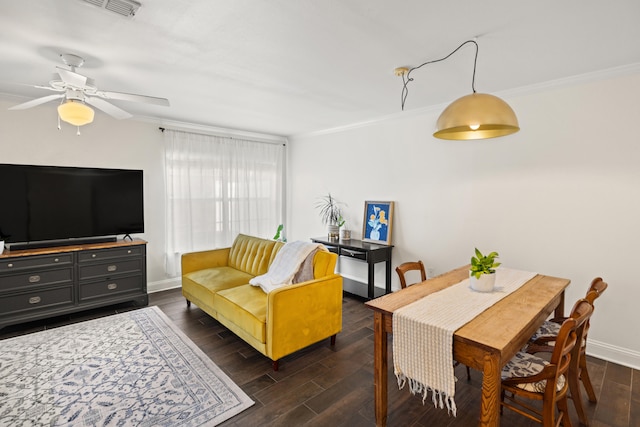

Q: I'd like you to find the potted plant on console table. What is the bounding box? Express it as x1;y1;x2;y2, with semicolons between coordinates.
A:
316;193;345;241
469;248;500;292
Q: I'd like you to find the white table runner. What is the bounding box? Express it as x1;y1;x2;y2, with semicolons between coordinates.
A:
393;268;537;415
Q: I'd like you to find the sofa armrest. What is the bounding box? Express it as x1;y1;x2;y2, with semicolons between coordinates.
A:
181;247;231;275
266;274;343;361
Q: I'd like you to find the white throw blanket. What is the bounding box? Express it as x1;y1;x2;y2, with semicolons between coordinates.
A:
393;268;537;415
249;241;324;293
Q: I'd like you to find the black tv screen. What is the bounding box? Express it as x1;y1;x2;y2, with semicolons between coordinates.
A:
0;164;144;247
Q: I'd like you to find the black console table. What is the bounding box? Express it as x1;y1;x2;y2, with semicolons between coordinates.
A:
311;237;393;300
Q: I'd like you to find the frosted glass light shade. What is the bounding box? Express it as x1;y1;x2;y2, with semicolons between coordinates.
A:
57;100;95;126
434;93;519;140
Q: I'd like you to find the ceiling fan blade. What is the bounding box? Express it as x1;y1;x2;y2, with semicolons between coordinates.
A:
96;90;170;106
85;96;132;120
56;67;88;88
3;81;62;92
34;84;64;92
8;94;65;110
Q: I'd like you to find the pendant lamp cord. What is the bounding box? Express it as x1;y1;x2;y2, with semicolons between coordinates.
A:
401;39;478;110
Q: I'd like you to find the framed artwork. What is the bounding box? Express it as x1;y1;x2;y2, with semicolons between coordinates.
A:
362;201;394;245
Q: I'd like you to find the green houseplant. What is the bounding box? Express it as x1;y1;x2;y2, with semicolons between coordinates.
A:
469;248;501;292
273;224;286;242
316;193;345;240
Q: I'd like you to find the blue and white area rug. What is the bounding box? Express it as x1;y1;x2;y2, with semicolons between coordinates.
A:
0;306;254;426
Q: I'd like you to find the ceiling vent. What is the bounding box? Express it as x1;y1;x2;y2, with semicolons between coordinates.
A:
80;0;142;17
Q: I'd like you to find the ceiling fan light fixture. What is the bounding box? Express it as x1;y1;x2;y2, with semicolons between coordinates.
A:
8;54;168;128
433;93;520;140
57;100;95;126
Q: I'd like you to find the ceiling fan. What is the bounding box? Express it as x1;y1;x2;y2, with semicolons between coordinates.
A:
9;53;169;128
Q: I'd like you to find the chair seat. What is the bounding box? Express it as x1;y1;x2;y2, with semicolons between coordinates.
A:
529;319;586;350
502;300;593;427
501;351;566;393
530;319;561;341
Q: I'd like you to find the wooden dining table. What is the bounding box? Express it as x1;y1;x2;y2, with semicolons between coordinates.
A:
365;265;570;427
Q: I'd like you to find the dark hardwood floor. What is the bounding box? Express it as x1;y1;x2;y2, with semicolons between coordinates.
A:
1;288;638;426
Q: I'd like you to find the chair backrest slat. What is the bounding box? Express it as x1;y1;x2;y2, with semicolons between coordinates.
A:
396;260;427;289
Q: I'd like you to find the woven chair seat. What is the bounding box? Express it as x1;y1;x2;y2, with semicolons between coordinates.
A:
501;351;566;393
530;319;561;341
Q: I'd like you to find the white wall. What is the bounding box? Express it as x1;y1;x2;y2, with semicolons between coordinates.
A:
0;98;169;287
2;69;638;368
287;71;640;368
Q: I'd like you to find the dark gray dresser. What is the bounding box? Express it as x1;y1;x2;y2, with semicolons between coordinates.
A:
0;239;148;329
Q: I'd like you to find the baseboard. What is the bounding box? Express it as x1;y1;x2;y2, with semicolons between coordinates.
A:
148;277;181;293
586;339;640;370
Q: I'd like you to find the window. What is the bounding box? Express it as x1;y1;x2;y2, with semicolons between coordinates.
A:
163;129;285;276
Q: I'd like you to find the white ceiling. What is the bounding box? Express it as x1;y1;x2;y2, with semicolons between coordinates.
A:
2;0;640;137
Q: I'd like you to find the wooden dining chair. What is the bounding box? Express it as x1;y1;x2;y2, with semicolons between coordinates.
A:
501;299;593;427
396;260;471;381
527;278;608;426
395;260;427;289
530;277;606;343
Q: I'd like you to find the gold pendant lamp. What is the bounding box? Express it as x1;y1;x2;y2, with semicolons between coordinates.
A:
396;40;519;140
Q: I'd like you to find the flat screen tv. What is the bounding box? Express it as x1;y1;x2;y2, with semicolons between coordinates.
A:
0;164;144;250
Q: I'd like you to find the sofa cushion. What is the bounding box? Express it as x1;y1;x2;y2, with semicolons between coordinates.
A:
183;266;254;307
214;285;268;343
313;250;338;278
228;234;284;276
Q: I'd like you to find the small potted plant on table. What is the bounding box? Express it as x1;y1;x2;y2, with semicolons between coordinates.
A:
469;248;500;292
339;218;351;240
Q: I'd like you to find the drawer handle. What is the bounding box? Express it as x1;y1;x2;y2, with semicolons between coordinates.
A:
107;283;118;290
107;265;117;272
7;263;13;268
28;275;41;283
343;249;364;257
54;258;59;262
29;296;41;304
127;250;132;254
92;254;97;258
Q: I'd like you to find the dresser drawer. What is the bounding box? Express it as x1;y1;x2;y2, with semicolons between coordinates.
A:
341;248;368;261
80;275;144;301
78;246;144;262
0;254;73;272
78;258;143;280
0;286;74;316
0;268;73;292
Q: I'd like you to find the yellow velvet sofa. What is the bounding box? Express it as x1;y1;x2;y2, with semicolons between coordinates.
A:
181;233;343;370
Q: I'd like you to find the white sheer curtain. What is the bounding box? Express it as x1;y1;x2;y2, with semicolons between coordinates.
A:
163;129;285;277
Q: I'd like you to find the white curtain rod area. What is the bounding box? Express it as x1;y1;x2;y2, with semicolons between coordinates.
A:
158;123;287;146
